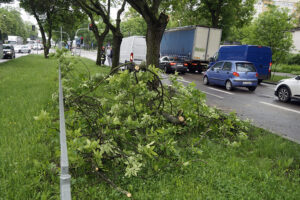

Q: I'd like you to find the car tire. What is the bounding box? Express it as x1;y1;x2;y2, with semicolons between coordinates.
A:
28;50;31;53
248;86;256;91
203;76;209;85
225;80;233;91
277;86;291;102
258;79;263;84
164;66;169;74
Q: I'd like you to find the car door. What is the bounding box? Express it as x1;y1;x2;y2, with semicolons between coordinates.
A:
159;57;169;70
290;76;300;97
219;62;232;85
208;62;224;85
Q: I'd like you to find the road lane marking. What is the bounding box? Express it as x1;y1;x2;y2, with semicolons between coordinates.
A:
207;87;234;95
178;79;192;84
260;101;300;115
203;91;224;99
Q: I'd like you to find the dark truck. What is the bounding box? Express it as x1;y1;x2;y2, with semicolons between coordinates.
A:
209;45;272;83
160;26;222;73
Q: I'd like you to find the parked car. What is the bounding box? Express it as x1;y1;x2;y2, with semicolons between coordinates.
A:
3;44;15;59
19;45;31;53
203;61;258;91
119;36;146;65
274;76;300;102
159;56;188;74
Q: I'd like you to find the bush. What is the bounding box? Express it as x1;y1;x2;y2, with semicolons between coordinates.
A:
288;54;300;65
42;49;251;193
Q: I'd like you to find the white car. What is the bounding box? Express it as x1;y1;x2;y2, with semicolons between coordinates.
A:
14;45;22;53
275;75;300;102
19;45;31;53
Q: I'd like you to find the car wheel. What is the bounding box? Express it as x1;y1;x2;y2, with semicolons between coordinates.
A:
164;66;169;74
248;86;256;91
258;79;263;84
203;76;209;85
277;86;290;102
225;80;233;91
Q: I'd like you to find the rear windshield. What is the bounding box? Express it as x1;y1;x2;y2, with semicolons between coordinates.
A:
236;63;256;72
3;45;12;49
169;57;185;61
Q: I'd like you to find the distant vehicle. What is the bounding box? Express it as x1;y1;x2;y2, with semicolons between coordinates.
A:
119;36;146;65
19;45;31;53
3;44;15;59
209;45;272;83
7;36;23;45
203;61;258;91
14;45;22;53
275;76;300;102
32;43;43;50
159;56;187;74
160;26;222;73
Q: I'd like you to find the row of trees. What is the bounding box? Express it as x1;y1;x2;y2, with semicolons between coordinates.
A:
0;8;38;40
18;0;299;67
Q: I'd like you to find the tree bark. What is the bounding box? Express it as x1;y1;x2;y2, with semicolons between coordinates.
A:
111;32;123;72
145;17;168;67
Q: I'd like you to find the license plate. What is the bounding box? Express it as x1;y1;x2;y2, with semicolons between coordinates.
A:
177;64;183;67
243;81;252;85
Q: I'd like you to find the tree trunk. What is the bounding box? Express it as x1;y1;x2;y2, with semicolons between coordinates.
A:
110;32;123;72
145;17;168;68
96;44;103;65
44;46;50;58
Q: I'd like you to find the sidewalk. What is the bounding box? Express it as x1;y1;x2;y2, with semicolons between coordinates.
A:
271;72;296;77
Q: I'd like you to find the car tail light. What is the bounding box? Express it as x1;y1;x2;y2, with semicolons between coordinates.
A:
184;63;188;66
256;72;259;77
233;72;239;77
192;63;197;66
170;62;176;66
130;52;133;62
269;62;272;72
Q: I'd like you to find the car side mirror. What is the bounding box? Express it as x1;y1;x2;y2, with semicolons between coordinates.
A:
296;76;300;80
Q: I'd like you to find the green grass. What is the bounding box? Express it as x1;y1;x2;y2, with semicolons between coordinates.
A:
1;55;300;199
272;64;300;75
264;74;290;83
0;55;108;199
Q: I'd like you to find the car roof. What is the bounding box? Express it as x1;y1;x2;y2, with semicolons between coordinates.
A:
216;60;253;64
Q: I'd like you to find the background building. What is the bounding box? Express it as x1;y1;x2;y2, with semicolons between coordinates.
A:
254;0;299;18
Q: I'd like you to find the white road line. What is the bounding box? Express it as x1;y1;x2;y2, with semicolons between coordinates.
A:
260;101;300;115
203;91;224;99
207;87;234;95
178;79;192;84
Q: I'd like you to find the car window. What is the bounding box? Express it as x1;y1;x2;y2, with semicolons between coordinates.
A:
162;57;169;61
222;62;232;71
211;62;223;70
236;63;256;72
3;45;11;49
170;57;185;61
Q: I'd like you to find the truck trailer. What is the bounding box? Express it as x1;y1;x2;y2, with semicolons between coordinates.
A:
160;26;222;73
7;35;23;45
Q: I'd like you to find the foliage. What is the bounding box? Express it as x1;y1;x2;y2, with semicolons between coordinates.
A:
237;6;293;63
287;54;300;65
39;49;252;195
272;63;300;75
0;8;37;40
121;7;146;37
167;0;256;40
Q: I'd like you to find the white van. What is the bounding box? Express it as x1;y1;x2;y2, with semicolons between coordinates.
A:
119;36;147;65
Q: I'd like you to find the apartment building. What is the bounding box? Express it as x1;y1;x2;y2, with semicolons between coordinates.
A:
254;0;299;18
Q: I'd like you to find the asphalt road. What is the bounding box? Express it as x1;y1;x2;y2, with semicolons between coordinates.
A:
170;73;300;143
75;50;300;143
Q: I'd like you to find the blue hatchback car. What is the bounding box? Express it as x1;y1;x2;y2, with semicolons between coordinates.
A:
203;61;258;91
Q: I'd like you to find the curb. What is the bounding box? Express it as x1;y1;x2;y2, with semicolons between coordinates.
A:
262;81;277;85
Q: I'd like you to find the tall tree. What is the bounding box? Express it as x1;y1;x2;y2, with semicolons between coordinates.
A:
73;1;109;66
241;6;293;63
126;0;169;68
75;0;126;70
20;0;69;58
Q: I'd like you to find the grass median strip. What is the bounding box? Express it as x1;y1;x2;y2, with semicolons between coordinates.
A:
0;54;299;199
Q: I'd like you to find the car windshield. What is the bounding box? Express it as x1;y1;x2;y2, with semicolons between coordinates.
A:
169;57;185;61
3;45;12;49
236;63;256;72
